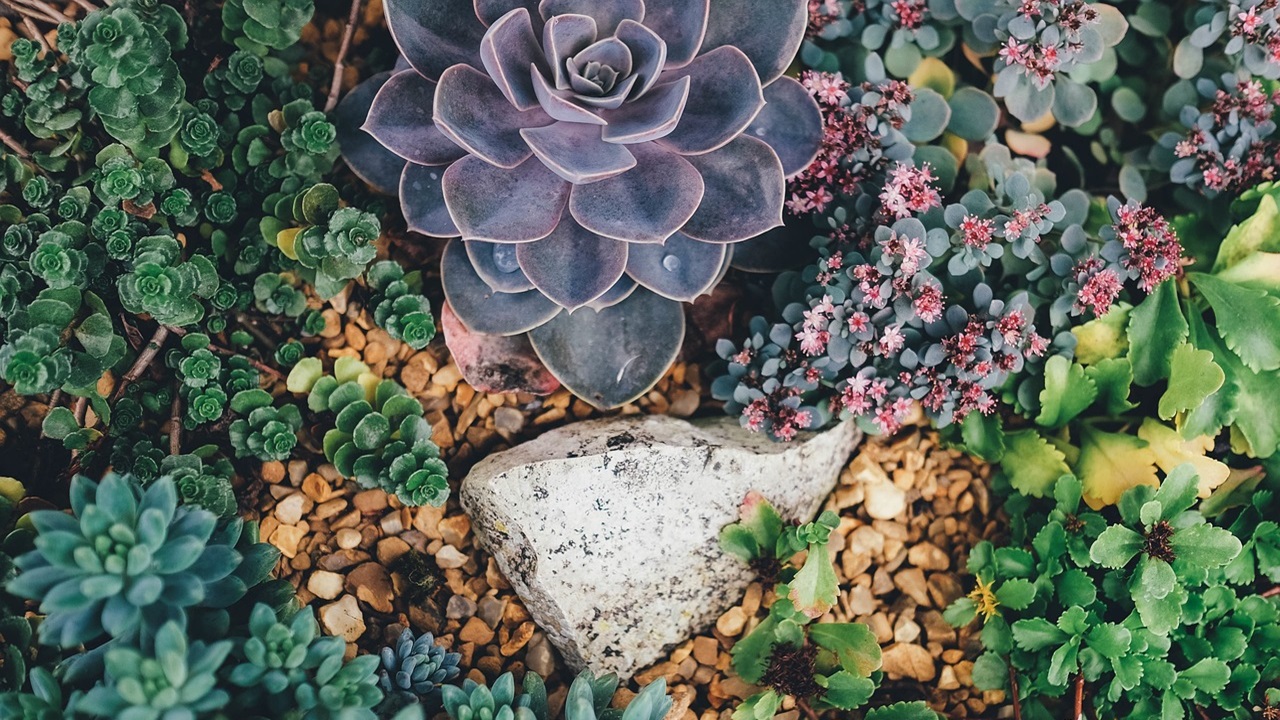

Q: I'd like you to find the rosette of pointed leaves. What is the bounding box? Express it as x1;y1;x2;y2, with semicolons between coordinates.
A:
565;672;671;720
291;651;383;720
341;0;825;407
7;473;249;647
228;603;358;717
29;228;90;291
377;629;461;709
956;0;1127;124
70;0;188;155
0;668;68;719
442;672;547;720
229;390;303;462
253;273;309;317
79;621;233;719
368;261;437;350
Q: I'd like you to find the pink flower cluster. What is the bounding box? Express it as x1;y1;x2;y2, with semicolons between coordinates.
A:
879;164;942;220
787;73;913;216
744;392;813;441
1070;257;1124;317
1231;0;1280;64
1176;79;1280;192
1111;203;1185;292
998;0;1099;88
959;215;996;249
889;0;929;29
808;0;853;37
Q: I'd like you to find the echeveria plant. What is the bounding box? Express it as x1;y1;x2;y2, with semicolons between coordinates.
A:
340;0;825;407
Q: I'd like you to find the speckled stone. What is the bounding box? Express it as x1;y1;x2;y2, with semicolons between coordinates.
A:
461;415;860;680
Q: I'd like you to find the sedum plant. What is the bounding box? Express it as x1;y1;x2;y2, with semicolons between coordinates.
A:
368;261;437;351
6;473;261;647
289;357;448;507
720;494;938;720
340;0;826;408
441;672;548;720
377;629;462;712
229;389;304;462
564;672;670;720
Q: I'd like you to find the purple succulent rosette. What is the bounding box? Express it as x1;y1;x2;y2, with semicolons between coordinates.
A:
338;0;823;408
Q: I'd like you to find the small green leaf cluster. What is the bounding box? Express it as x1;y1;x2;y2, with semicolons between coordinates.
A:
167;332;262;429
0;479;38;694
161;452;239;518
222;0;314;54
289;357;448;507
368;261;437;351
947;469;1279;719
376;628;461;713
268;183;382;298
228;388;302;462
719;494;938;720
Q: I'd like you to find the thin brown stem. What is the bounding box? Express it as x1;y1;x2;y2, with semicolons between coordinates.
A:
1010;665;1023;720
1193;705;1212;720
111;326;171;402
0;126;31;158
1263;585;1280;599
234;313;277;348
72;396;87;424
168;388;182;455
15;11;53;52
1;0;62;26
324;0;361;113
1072;674;1084;720
39;390;64;438
65;0;96;13
13;0;71;24
795;697;820;720
164;325;284;381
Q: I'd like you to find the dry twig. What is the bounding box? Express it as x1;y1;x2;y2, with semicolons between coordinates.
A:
323;0;361;112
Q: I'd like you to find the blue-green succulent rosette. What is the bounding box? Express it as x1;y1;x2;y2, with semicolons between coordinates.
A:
338;0;824;408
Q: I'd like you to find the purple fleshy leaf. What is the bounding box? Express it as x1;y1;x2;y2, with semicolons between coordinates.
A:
442;301;560;396
528;288;685;409
385;0;486;81
639;0;708;68
466;240;535;292
625;232;726;301
442;239;563;335
401;163;461;237
587;276;638;310
657;46;765;155
435;64;554;168
615;20;668;97
544;13;597;89
480;8;547;110
335;72;408;195
702;0;807;84
363;70;466;166
539;0;644;35
681;136;785;243
532;68;607;125
517;215;629;308
600;76;689;144
442;155;571;242
521;123;637;183
572;75;638;109
475;0;541;26
569;143;704;243
746;76;824;177
571;38;634;81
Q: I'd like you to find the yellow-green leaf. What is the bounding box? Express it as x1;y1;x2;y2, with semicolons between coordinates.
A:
1078;427;1159;509
1137;420;1230;498
1001;430;1071;498
1158;343;1224;420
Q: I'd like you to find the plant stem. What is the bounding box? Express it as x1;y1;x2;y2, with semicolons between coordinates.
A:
14;10;53;52
72;396;87;424
324;0;361;112
0;125;32;158
111;326;171;402
39;390;64;438
14;0;71;24
164;325;284;381
234;312;277;349
795;697;820;720
1263;585;1280;598
1072;674;1084;720
65;0;96;13
169;388;182;455
1193;705;1212;720
1010;665;1023;720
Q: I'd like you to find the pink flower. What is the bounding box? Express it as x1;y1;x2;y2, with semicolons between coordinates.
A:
913;283;945;322
879;163;941;219
1073;258;1123;317
878;324;906;354
959;215;996;249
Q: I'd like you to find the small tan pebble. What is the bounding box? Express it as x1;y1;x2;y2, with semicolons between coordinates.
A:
500;621;535;656
347;563;395;614
494;407;525;434
446;595;478;619
353;489;389;513
715;607;746;637
320;309;342;338
438;515;472;548
435;544;468;569
634;662;678;687
941;649;966;664
477;596;506;627
692;636;720;666
846;525;886;557
502;601;531;626
413;504;447;539
302;474;332;503
863;478;908;520
376;536;411;565
307;570;344;600
379;511;405;535
938;665;961;691
274;493;311;525
318;549;370;572
895;568;932;606
717;676;756;700
741;583;763;616
866;613;893;644
335;528;362;550
955;661;975;687
908;542;950;571
893;615;922;644
927;572;965;608
317;464;343;483
880;643;937;682
315;498;348;519
920;609;957;644
261;461;286;484
525;634;555;677
459;616;495;644
319;595;365;641
433;363;463;392
269;524;307;559
846;584;876;616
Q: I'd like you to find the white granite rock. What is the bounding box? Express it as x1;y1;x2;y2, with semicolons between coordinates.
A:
461;415;861;679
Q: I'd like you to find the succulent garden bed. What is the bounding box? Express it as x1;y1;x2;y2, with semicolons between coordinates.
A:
0;0;1279;718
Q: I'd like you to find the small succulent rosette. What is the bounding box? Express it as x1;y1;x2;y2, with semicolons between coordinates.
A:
339;0;824;407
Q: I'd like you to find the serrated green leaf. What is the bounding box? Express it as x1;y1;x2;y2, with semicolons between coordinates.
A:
719;525;759;564
789;544;838;619
1012;618;1068;651
1171;524;1242;568
1090;525;1143;568
1190;273;1280;373
970;652;1007;691
230;389;273;414
730;617;779;684
1002;430;1071;498
731;691;782;720
1073;304;1131;364
995;578;1036;610
810;623;881;676
1085;357;1136;415
815;671;876;710
1129;280;1188;386
961;412;1005;462
1176;657;1231;696
1159;343;1225;420
1036;356;1097;428
863;701;941;720
1078;427;1160;509
1214;193;1280;273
